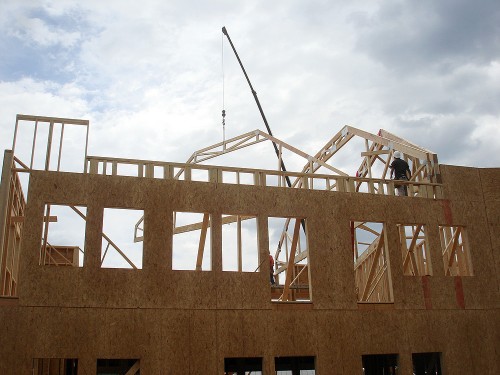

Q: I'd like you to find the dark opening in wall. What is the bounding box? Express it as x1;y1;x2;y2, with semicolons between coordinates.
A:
362;353;398;375
412;352;442;375
224;357;262;375
33;358;78;375
275;356;316;374
96;358;140;375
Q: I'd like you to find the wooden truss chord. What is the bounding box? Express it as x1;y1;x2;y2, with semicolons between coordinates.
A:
124;360;140;375
280;218;302;302
353;223;393;303
438;225;473;276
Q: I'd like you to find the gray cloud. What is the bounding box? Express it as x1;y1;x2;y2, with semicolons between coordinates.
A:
354;0;500;73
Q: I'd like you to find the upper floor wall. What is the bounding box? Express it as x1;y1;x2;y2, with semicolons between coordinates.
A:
15;163;500;312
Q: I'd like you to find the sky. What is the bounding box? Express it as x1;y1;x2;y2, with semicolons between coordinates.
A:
1;0;499;172
0;1;499;269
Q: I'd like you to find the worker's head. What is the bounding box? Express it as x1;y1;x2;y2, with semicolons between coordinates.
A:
394;151;402;159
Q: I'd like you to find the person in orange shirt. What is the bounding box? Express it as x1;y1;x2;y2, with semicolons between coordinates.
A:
269;253;275;285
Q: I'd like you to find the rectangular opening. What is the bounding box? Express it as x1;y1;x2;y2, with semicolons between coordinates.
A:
224;357;262;375
117;163;141;177
362;354;398;375
265;173;281;187
352;221;393;303
412;352;442;375
439;225;473;276
191;167;209;182
238;171;257;186
33;358;78;375
269;217;311;302
154;165;164;178
222;215;258;272
275;356;316;374
101;208;144;269
96;358;140;375
397;224;432;276
40;204;86;267
172;211;211;271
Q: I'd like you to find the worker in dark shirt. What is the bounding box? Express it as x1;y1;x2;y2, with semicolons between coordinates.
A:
390;151;411;196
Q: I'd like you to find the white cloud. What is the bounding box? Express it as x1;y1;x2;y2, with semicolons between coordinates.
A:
0;0;499;174
10;16;81;48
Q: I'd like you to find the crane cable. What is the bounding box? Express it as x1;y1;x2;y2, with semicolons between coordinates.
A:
221;33;226;149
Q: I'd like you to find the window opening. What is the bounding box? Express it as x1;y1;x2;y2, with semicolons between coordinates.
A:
33;358;78;375
397;224;432;276
275;356;316;374
172;211;211;271
352;222;393;303
96;358;140;375
269;217;311;302
412;352;442;375
101;208;143;269
362;354;398;375
224;357;262;375
222;215;258;272
40;204;86;267
439;225;473;276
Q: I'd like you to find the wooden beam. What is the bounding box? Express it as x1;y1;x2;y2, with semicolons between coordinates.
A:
196;213;210;271
101;233;137;269
174;215;253;234
366;264;388;301
361;231;385;301
16;114;89;126
275;250;308;274
358;223;380;237
445;227;462;270
402;225;422;275
280;219;301;301
361;150;391;157
346;126;430;160
124;360;140;375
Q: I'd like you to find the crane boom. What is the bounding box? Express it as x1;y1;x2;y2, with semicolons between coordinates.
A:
222;26;292;188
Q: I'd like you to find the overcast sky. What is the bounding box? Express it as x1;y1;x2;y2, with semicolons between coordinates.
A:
1;0;499;172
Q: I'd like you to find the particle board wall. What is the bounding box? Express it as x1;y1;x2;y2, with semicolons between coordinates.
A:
0;165;498;374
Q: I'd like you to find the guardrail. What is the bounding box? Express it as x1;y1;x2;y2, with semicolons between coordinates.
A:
85;156;443;199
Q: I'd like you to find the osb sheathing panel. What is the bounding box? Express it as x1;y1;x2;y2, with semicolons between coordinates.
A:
481;168;500;294
440;164;484;201
17;169;500;311
0;164;496;373
0;306;499;374
479;168;500;201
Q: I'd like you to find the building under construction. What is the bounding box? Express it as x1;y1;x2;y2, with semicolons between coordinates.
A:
0;114;498;374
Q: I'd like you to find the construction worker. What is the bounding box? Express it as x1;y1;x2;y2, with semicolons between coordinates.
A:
390;151;411;196
269;253;275;285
